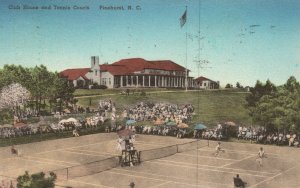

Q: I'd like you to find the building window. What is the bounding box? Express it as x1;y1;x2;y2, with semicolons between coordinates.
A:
95;70;97;76
204;83;206;86
109;78;111;85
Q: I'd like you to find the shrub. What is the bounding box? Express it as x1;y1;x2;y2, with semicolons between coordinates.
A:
91;83;107;89
17;171;57;188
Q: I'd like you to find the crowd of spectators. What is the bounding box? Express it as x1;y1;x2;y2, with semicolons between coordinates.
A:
1;99;300;149
122;102;194;124
119;124;188;138
237;125;299;147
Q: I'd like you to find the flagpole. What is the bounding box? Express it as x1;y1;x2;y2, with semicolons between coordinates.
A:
197;1;201;187
185;6;188;92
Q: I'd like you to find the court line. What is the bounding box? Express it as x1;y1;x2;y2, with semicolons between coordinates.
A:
106;171;202;187
24;155;79;165
15;157;70;167
66;148;116;156
147;161;270;178
156;159;227;169
248;164;299;188
150;181;172;188
135;141;169;146
221;155;256;168
198;147;281;157
68;179;114;188
0;157;69;175
155;159;277;175
35;140;111;155
176;153;240;161
62;150;110;157
66;148;118;157
112;168;230;187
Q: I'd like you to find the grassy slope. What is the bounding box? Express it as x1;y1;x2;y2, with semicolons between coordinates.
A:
76;90;251;127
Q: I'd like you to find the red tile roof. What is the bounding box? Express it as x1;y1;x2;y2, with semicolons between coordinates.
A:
113;58;157;72
107;58;187;75
195;76;216;83
60;58;188;79
59;68;90;80
100;64;131;75
150;60;187;71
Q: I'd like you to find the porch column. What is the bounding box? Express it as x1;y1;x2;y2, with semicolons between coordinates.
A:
148;75;151;87
126;76;128;86
143;76;145;87
131;76;133;86
120;76;123;87
136;76;139;87
155;76;157;87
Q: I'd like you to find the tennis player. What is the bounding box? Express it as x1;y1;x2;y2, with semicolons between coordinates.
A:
214;142;225;156
256;147;266;167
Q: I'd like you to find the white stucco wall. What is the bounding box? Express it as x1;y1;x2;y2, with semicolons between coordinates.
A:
101;72;114;88
73;76;86;87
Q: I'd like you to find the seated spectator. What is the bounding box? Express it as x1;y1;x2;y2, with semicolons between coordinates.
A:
72;129;80;137
233;174;246;188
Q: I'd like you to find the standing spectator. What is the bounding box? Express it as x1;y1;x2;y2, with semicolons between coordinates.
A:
233;174;246;188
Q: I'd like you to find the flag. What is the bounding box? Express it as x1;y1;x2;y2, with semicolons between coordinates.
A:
180;9;187;28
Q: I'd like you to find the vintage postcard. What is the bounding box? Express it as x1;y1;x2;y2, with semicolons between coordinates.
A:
0;0;300;187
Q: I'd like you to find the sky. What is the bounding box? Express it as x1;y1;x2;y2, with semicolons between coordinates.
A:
0;0;300;87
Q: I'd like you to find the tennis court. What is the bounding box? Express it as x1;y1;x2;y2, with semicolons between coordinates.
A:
0;133;299;188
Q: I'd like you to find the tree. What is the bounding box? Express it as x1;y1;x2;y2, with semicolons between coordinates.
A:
0;65;32;90
246;80;276;107
225;83;232;88
17;171;56;188
0;83;31;118
247;77;300;133
236;82;243;88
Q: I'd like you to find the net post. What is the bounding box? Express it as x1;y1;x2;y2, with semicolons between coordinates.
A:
67;168;69;180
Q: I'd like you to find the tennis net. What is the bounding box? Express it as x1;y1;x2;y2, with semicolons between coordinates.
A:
53;156;119;180
53;139;209;180
139;139;209;162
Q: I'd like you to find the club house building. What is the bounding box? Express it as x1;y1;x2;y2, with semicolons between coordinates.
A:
60;56;195;89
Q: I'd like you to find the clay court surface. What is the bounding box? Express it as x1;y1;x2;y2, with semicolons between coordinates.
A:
0;133;299;188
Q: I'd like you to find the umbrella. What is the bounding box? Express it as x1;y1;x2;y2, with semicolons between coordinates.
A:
66;118;78;123
225;121;236;126
126;119;136;125
153;119;164;126
166;121;177;126
58;119;68;124
13;122;27;128
177;123;189;129
117;129;134;137
194;123;207;130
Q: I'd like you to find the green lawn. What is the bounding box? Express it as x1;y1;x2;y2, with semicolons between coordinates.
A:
77;90;252;128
